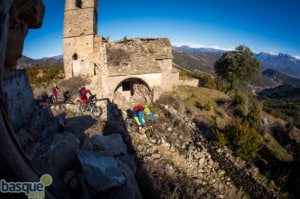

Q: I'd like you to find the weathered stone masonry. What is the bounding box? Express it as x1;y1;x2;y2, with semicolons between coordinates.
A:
63;0;179;105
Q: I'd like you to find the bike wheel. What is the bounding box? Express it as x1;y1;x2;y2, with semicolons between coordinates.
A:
126;118;138;134
51;95;57;104
59;103;66;111
145;128;161;145
76;100;84;112
91;106;102;118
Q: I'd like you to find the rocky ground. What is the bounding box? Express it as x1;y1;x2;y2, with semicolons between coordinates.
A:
9;78;285;198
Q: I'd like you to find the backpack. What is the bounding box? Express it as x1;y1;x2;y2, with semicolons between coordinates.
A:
79;87;85;98
134;105;144;113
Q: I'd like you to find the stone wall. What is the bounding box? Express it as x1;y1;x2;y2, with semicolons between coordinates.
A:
64;0;97;37
3;70;36;131
107;73;161;100
178;79;199;87
63;0;98;79
65;0;98;11
63;35;96;78
106;38;172;76
159;58;174;91
63;0;177;104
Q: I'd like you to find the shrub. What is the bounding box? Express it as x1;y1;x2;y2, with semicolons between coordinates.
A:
234;90;248;117
216;78;227;92
214;130;228;147
26;66;64;85
247;98;262;127
123;36;128;44
224;120;262;163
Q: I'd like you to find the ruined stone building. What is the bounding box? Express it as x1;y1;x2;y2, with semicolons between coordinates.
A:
63;0;179;107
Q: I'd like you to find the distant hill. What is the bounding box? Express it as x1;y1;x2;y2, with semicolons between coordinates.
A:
173;45;224;55
261;69;300;87
257;84;300;99
251;69;300;90
172;47;220;76
17;55;63;69
255;52;300;78
173;45;300;80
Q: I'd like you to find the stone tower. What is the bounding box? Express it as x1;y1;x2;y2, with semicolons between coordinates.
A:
63;0;98;79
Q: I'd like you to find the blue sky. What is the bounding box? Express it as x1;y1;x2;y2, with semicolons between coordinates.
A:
23;0;300;59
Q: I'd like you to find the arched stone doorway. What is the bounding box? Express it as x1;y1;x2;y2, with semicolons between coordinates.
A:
113;78;153;109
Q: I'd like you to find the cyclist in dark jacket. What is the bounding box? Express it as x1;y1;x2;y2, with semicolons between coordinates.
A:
79;85;92;110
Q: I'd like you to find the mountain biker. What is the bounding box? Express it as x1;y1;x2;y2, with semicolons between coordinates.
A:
79;85;93;110
133;105;158;134
63;91;70;103
51;82;60;102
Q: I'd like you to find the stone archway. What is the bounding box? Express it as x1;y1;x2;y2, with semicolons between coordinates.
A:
113;78;153;109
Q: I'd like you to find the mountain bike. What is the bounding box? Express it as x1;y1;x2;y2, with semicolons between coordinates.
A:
145;122;162;145
76;95;102;118
125;117;161;145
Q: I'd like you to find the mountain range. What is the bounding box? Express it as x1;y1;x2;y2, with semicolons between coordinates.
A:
17;55;63;69
172;45;300;79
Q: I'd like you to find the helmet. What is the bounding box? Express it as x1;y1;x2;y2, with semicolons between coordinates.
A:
85;85;89;90
53;82;57;87
144;106;151;114
79;85;84;90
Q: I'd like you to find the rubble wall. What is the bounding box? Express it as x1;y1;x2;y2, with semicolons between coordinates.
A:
63;35;95;78
106;73;161;100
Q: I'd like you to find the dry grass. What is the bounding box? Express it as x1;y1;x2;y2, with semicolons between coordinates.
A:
262;132;294;162
161;85;232;129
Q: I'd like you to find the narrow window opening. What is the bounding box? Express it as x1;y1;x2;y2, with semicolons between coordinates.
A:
72;53;78;60
75;0;82;8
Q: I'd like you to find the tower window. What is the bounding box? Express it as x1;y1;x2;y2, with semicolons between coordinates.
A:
72;53;78;60
75;0;82;8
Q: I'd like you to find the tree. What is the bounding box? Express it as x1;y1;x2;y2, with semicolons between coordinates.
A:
214;45;261;91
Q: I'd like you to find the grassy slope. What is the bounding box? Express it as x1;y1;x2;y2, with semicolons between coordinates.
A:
172;50;217;75
161;85;295;162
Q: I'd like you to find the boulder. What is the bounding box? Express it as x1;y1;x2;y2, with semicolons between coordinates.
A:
64;116;96;140
3;70;36;131
16;128;42;158
29;108;53;131
33;133;80;195
76;151;126;192
91;134;128;156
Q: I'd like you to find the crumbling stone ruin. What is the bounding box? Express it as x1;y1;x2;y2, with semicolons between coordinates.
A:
63;0;179;107
0;0;288;198
0;0;142;198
